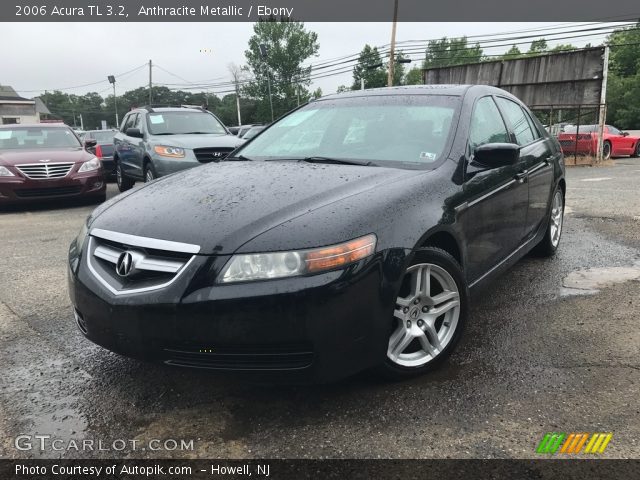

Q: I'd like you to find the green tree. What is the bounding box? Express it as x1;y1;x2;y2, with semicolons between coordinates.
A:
606;22;640;128
502;45;523;60
527;39;548;55
423;37;483;69
404;67;423;85
392;52;407;86
243;18;319;122
352;44;387;90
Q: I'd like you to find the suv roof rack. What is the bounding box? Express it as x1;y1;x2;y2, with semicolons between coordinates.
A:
140;105;208;113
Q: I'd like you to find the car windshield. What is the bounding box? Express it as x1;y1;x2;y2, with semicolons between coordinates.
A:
0;127;81;149
563;125;598;133
146;111;227;135
236;95;460;168
88;131;116;142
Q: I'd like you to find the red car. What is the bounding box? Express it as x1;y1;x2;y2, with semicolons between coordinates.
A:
0;124;106;205
558;124;640;159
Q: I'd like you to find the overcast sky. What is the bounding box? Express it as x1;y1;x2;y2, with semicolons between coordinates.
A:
0;22;624;99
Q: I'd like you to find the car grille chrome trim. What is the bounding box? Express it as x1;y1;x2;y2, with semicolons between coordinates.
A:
86;234;199;296
16;162;74;179
94;244;185;273
90;228;201;254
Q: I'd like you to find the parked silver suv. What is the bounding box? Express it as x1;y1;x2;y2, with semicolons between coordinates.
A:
113;105;244;191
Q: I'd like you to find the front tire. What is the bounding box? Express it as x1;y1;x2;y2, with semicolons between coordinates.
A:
533;187;564;257
116;161;134;192
144;162;157;183
379;247;468;380
633;142;640;158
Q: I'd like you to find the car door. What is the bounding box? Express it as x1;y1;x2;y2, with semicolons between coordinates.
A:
120;113;144;178
115;113;136;174
606;126;634;155
461;96;529;282
495;97;554;239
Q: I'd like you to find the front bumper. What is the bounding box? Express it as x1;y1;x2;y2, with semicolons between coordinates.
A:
151;155;201;178
68;244;406;382
0;170;105;204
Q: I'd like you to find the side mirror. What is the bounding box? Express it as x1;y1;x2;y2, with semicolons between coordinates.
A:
83;138;97;148
126;128;144;138
622;131;629;137
473;143;520;169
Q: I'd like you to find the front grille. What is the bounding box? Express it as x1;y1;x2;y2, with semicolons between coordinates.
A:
16;162;74;179
15;186;82;198
87;229;199;295
163;344;314;371
193;147;234;163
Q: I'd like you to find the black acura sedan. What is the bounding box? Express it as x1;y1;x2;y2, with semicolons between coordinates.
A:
68;85;565;382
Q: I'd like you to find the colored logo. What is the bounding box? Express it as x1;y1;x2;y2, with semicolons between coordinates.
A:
536;432;612;454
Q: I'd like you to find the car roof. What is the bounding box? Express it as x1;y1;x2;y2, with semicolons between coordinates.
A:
0;123;70;129
319;84;510;101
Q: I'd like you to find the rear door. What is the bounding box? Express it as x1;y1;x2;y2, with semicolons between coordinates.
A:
461;96;529;282
495;97;555;239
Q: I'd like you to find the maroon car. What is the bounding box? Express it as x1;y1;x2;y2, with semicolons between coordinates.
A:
0;124;106;205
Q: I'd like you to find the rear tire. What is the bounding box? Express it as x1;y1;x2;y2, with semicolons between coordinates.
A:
533;187;564;257
378;247;468;380
116;160;134;192
603;141;612;160
634;142;640;158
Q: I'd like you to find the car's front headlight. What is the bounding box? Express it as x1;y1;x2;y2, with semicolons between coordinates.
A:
0;166;15;176
154;145;185;158
78;157;101;173
218;234;377;283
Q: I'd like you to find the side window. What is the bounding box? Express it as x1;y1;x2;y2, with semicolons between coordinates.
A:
524;110;542;140
133;113;144;130
120;114;131;132
495;97;535;146
469;96;510;150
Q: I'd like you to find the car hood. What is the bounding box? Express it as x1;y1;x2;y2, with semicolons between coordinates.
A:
149;134;244;149
0;147;92;166
90;161;415;254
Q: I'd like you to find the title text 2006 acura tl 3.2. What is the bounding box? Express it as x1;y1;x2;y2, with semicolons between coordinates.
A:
68;85;565;382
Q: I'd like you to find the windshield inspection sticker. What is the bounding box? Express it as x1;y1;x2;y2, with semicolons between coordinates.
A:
149;115;164;124
420;152;437;161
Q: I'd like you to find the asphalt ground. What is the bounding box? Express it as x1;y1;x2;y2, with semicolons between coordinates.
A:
1;157;639;460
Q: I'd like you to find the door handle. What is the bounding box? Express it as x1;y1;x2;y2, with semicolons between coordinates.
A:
515;171;528;183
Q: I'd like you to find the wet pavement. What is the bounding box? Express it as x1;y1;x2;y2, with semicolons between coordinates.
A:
1;159;639;460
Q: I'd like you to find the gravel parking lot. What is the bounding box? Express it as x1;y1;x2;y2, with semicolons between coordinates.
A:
1;158;639;459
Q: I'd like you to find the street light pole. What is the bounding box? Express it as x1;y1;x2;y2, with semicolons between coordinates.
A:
108;75;118;128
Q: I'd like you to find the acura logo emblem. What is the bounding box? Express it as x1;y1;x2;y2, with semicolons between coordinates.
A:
116;251;134;277
38;159;51;163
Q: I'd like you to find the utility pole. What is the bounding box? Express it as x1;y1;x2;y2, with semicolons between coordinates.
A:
79;113;84;130
387;0;399;87
148;59;153;105
361;78;365;90
596;46;609;162
259;44;274;122
296;76;301;106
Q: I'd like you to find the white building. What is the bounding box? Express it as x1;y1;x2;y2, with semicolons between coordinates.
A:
0;85;50;124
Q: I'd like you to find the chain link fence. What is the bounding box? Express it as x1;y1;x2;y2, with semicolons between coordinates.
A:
530;104;606;163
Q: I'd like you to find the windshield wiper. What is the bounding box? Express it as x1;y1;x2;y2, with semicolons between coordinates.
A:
298;156;375;167
224;154;253;161
182;131;212;134
152;132;176;135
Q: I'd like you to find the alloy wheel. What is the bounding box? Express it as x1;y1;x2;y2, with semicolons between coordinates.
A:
550;190;564;247
145;168;154;182
388;263;461;367
116;164;122;187
603;142;611;159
